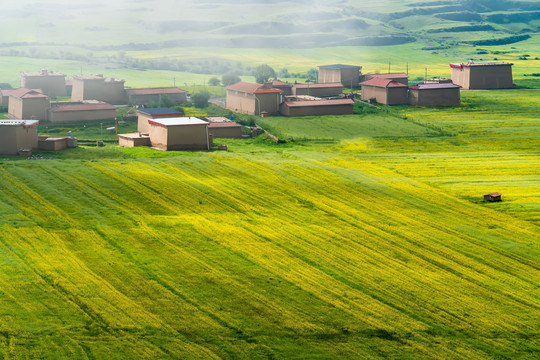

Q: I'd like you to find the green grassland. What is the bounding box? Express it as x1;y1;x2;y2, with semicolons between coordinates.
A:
0;89;538;358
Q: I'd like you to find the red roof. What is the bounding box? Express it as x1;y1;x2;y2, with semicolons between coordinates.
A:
208;122;242;128
226;82;282;94
50;102;115;112
0;89;18;97
486;192;502;197
283;99;354;107
9;88;48;99
293;82;343;89
360;78;408;88
126;87;187;95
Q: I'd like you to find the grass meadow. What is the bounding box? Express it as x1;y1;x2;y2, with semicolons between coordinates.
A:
0;89;538;358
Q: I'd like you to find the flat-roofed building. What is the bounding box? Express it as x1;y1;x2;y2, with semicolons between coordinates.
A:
363;73;409;85
208;122;243;138
360;78;408;105
8;88;50;120
408;83;461;106
126;87;188;106
136;108;184;134
292;82;343;97
48;101;116;123
318;64;362;88
225;82;282;115
20;69;66;98
450;61;514;89
148;117;211;151
0;120;39;155
71;74;127;104
280;98;354;117
118;133;151;148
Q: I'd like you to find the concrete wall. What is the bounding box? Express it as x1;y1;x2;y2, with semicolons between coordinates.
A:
119;135;151;147
226;90;257;115
128;92;187;106
319;68;360;87
409;88;461;106
361;86;408;105
451;65;513;89
361;86;387;104
0;126;38;155
8;97;50;120
72;78;127;104
226;91;280;115
208;126;242;138
292;86;342;97
280;104;353;117
149;124;209;151
48;108;116;123
21;75;66;98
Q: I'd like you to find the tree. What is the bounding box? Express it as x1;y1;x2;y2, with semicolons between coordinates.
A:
191;90;211;108
254;64;276;84
306;68;318;82
208;77;221;86
277;68;290;78
222;73;241;86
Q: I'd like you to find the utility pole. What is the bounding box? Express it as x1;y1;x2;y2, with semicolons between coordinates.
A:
388;60;391;74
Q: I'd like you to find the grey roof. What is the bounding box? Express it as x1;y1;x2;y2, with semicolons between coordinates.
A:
318;64;361;70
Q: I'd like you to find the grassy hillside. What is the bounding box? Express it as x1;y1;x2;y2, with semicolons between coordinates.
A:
0;90;538;358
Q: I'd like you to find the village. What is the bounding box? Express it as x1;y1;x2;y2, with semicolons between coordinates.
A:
0;60;514;156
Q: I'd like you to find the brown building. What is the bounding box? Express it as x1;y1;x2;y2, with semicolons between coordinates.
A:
136;108;184;134
484;192;502;202
126;87;188;106
8;88;50;120
280;98;354;117
363;73;409;85
118;133;151;147
360;78;408;105
0;120;39;155
38;136;78;151
71;75;127;104
147;117;211;151
292;82;343;97
408;83;461;106
20;69;67;98
265;80;293;95
208;122;243;138
0;89;17;107
48;101;116;123
450;61;514;89
318;64;362;88
225;82;282;115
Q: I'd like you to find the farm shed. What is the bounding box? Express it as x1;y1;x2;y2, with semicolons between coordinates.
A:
0;120;39;155
48;101;116;123
71;74;127;104
408;83;461;106
20;69;67;98
118;133;151;147
450;61;514;89
8;88;50;120
225;82;282;115
265;80;293;95
126;87;188;106
0;89;17;107
280;99;354;117
38;136;78;151
318;64;362;88
292;82;343;97
208;122;243;138
363;73;409;85
136;108;184;134
360;78;408;105
148;117;211;151
484;193;502;202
